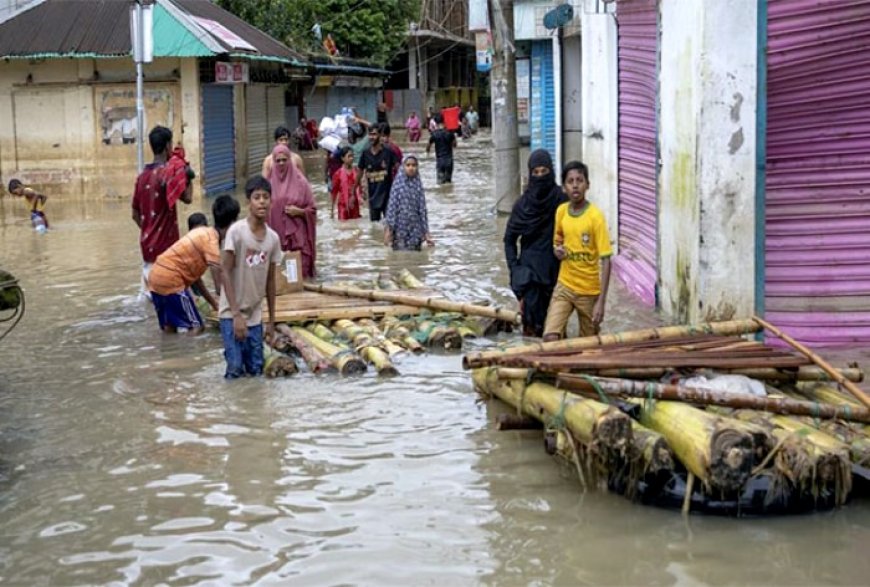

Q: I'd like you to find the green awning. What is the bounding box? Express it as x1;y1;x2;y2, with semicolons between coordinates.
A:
152;3;214;58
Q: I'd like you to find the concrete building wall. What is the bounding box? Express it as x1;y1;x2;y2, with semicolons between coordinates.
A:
0;57;195;201
561;33;582;164
658;0;758;322
581;13;619;250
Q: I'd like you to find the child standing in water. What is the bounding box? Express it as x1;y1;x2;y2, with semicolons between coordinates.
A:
219;176;283;379
405;111;422;142
543;161;612;340
330;147;362;221
384;155;433;251
7;179;49;230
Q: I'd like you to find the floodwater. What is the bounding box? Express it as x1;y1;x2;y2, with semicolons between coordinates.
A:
1;133;869;586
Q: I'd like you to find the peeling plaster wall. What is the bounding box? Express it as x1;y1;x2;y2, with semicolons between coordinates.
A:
581;13;619;250
0;57;195;201
658;0;757;322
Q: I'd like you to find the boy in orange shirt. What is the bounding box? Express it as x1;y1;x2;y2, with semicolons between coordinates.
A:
543;161;612;341
147;195;240;333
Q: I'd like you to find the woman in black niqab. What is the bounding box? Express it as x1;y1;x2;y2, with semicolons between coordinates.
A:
503;149;567;337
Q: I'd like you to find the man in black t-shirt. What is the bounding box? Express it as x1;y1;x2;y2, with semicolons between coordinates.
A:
426;115;457;184
355;123;400;222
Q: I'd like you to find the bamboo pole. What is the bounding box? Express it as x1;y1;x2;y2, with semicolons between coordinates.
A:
276;324;333;373
575;366;862;382
556;375;870;425
414;318;463;350
463;319;762;369
304;282;521;324
397;268;426;289
332;319;399;376
381;317;426;353
288;326;367;376
376;270;401;290
306;322;336;342
630;399;759;493
264;346;298;378
719;408;852;506
753;315;870;409
473;368;633;476
354;319;407;357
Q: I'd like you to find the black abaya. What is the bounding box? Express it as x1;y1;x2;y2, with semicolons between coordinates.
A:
503;150;567;337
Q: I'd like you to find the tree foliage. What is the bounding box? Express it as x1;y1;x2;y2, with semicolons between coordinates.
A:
216;0;420;66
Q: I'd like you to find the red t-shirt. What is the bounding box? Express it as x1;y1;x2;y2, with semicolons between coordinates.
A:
132;163;180;263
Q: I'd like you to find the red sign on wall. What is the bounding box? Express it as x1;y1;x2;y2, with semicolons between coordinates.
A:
215;62;249;84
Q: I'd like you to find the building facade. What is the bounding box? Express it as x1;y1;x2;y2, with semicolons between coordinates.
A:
574;0;870;345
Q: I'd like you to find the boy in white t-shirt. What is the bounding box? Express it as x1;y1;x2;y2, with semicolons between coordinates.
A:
219;177;283;378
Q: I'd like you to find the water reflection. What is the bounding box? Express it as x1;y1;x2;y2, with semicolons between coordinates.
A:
1;133;869;585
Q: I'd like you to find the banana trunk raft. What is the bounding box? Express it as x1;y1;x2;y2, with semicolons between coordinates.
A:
202;271;517;378
466;318;870;516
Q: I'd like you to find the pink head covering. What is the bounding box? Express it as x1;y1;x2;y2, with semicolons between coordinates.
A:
268;144;317;276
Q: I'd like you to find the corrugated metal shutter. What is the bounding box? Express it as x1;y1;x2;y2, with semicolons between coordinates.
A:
267;85;286;133
615;0;658;306
246;84;269;179
202;84;236;195
764;0;870;345
305;87;328;123
530;40;556;155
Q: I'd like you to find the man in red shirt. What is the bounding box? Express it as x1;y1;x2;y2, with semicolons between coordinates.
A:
132;125;192;297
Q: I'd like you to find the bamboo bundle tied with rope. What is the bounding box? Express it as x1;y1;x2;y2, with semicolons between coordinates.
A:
463;319;763;369
287;326;367;376
331;319;399;377
473;368;632;485
276;324;333;374
304;282;521;324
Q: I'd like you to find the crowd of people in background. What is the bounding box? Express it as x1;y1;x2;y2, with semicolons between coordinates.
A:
2;97;610;378
8;96;615;378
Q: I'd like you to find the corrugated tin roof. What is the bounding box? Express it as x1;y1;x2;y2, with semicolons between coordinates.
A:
173;0;303;64
0;0;305;64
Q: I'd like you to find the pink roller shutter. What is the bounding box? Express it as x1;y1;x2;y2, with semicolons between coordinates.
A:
615;0;659;306
765;0;870;346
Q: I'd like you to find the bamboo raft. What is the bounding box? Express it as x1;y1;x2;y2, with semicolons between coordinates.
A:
466;318;870;516
203;270;517;378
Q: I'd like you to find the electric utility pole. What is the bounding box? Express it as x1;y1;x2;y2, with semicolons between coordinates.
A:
490;0;520;214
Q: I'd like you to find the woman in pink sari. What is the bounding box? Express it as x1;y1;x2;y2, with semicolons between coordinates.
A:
405;111;422;142
268;144;317;278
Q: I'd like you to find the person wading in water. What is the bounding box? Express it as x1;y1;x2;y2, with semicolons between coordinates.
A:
503;149;567;337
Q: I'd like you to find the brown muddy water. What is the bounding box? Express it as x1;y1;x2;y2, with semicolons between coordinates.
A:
1;134;869;586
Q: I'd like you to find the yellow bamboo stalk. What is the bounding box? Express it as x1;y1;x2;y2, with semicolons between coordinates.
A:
332;319;399;376
397;268;426;289
305;282;521;324
722;409;852;505
473;368;632;475
276;323;333;373
353;319;407;357
462;319;762;369
632;399;760;493
333;320;399;377
414;319;463;350
583;366;863;382
264;346;298;378
306;321;336;342
381;317;426;353
289;326;367;376
754;315;870;409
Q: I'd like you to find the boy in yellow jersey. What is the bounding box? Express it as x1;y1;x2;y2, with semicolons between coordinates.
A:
543;161;612;341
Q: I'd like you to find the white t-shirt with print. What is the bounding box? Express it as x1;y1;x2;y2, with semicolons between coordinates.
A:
218;218;282;326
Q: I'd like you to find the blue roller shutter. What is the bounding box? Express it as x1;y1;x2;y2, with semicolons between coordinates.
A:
202;84;236;196
530;40;555;155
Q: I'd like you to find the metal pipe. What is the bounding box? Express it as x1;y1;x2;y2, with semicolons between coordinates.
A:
135;0;145;172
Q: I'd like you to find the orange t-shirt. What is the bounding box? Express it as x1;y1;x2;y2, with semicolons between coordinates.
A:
148;226;220;295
